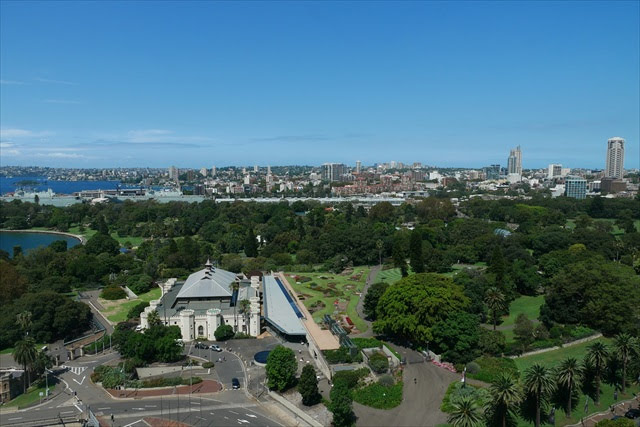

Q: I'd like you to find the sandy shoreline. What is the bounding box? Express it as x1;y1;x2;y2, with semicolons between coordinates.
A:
0;229;87;244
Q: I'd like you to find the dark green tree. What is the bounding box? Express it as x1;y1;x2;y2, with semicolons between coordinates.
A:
523;363;555;427
298;364;321;406
214;324;234;341
431;311;481;364
484;287;506;331
409;230;424;273
266;345;297;392
244;228;258;257
585;341;609;406
555;357;582;417
362;282;388;320
13;337;37;393
487;373;522;427
329;381;354;427
374;273;469;345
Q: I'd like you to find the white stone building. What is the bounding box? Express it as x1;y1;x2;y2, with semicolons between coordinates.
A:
140;261;260;342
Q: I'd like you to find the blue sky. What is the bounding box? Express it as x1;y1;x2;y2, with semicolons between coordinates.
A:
1;1;638;169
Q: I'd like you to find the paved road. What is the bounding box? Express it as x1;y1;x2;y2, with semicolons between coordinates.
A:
354;360;459;427
352;265;381;338
1;346;285;427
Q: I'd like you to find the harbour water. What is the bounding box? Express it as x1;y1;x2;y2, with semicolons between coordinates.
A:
0;176;131;195
0;231;81;257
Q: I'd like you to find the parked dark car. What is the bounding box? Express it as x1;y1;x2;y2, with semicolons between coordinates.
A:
232;378;240;389
625;408;640;419
195;342;208;349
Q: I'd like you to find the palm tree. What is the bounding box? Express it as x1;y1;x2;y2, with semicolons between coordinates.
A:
13;337;37;393
16;311;32;338
613;333;633;394
484;287;506;331
238;299;251;334
231;281;240;333
585;341;609;406
556;357;583;417
33;350;54;379
447;395;485;427
523;363;555;427
489;372;522;427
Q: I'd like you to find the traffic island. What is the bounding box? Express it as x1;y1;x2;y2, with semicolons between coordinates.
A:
105;379;222;398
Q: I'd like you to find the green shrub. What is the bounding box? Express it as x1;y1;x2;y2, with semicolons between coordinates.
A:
466;361;480;374
214;324;234;341
368;352;389;374
352;382;403;409
440;381;491;413
182;377;202;385
202;362;214;369
378;374;395;387
333;367;370;388
323;347;363;364
127;301;150;320
100;285;126;300
467;357;519;384
352;337;383;350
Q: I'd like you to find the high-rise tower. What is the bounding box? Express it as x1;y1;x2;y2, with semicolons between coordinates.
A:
605;137;625;179
507;146;522;175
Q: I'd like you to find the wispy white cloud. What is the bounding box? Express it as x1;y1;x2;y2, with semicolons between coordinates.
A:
0;143;21;156
0;79;26;85
0;128;52;138
127;129;174;143
42;99;83;105
35;77;77;85
35;152;91;159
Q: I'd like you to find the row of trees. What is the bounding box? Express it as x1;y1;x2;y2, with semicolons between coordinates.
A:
449;337;640;427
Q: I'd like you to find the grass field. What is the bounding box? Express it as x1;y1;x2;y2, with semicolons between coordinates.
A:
286;267;370;332
66;225;146;247
565;218;640;236
0;342;46;355
5;384;55;408
501;295;544;328
375;267;405;284
101;287;162;323
513;336;611;372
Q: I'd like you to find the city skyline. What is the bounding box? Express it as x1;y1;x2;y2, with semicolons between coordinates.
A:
1;1;639;169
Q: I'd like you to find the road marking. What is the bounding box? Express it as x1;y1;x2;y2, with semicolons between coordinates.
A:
210;412;216;415
237;420;250;424
61;365;87;376
132;407;145;410
191;401;200;405
73;375;86;385
144;404;157;408
123;420;145;427
74;403;83;412
61;411;75;415
245;414;257;418
224;416;229;420
196;417;207;421
98;407;111;410
229;410;239;414
8;417;22;421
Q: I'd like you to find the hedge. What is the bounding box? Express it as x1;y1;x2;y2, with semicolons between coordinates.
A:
466;357;519;384
352;382;403;409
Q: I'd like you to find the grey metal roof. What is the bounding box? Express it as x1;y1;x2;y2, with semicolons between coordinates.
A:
263;275;306;336
176;265;238;299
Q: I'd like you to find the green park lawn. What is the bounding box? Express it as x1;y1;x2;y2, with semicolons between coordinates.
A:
67;225;146;247
375;262;487;282
286;267;370;332
5;384;55;408
101;287;162;323
0;342;46;355
513;336;611;372
501;295;544;328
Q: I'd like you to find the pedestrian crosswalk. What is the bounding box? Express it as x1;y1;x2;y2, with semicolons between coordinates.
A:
61;365;86;376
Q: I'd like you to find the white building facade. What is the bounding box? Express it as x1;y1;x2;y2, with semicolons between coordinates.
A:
140;263;261;342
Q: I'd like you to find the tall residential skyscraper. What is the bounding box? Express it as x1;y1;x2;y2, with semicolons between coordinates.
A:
547;164;562;179
605;137;625;179
356;160;361;174
507;146;522;175
168;166;179;181
322;163;347;182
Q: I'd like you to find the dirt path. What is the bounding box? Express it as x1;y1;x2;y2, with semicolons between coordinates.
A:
352;265;381;338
